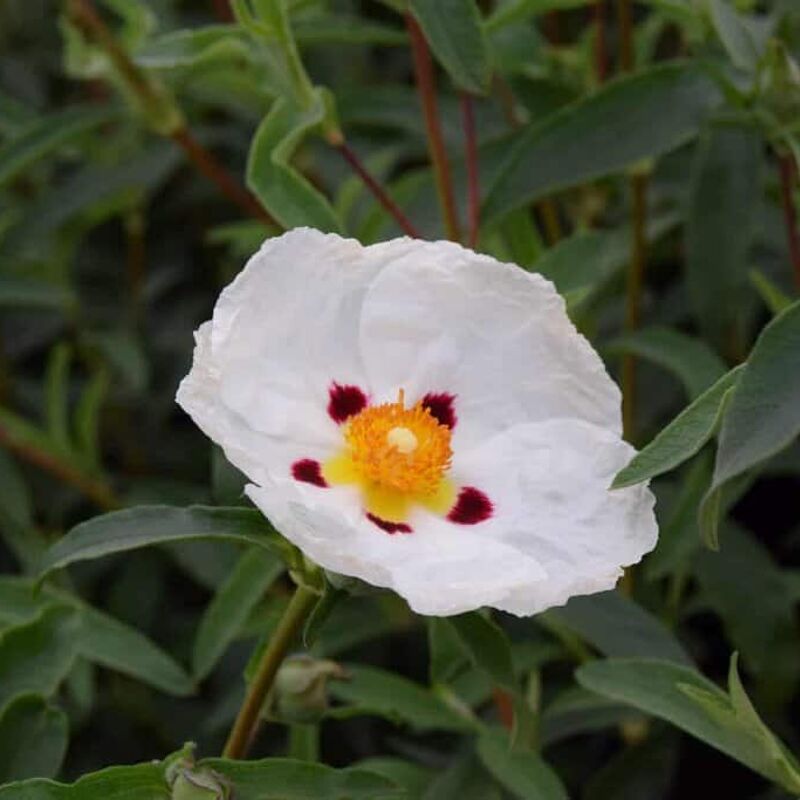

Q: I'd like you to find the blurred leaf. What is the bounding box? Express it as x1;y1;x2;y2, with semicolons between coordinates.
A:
294;15;407;46
0;278;73;311
708;0;764;73
484;63;721;222
0;450;46;573
486;0;590;31
409;0;490;94
606;327;727;399
750;269;792;316
0;694;68;782
693;525;800;701
613;366;742;488
303;581;346;649
202;758;404;799
74;369;109;471
476;733;568;799
353;758;433;796
328;664;475;732
247;93;342;231
0;607;78;708
685;122;762;355
421;752;501;800
447;613;516;692
577;657;800;792
44;344;72;455
700;300;800;547
541;686;642;746
428;617;473;686
0;106;116;188
545;590;692;665
133;26;251;69
193;547;284;681
39;506;288;577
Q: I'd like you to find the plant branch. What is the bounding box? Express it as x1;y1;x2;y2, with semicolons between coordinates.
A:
615;0;634;73
461;93;480;249
330;137;420;238
594;0;608;84
223;584;318;760
405;13;462;242
778;151;800;290
0;419;120;511
66;0;275;227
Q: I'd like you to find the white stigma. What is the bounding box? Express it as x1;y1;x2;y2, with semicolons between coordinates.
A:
387;426;418;454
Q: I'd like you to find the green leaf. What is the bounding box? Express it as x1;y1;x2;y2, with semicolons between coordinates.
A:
606;327;727;400
476;733;568;800
354;758;433;796
685;122;762;355
193;547;284;681
750;269;793;316
0;695;68;782
544;590;692;665
707;0;763;73
328;664;475;732
484;63;721;222
0;450;46;573
294;16;406;47
612;366;742;488
700;300;800;547
576;657;800;791
0;278;73;312
202;758;404;799
133;25;251;69
44;344;72;455
447;613;516;692
693;525;800;701
39;506;286;577
246;93;342;231
486;0;591;32
0;106;116;188
409;0;490;94
0;762;170;799
0;607;78;708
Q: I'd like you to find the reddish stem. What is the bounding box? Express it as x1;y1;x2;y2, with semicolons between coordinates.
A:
170;127;276;226
405;13;462;242
778;153;800;290
492;688;515;730
594;0;608;83
461;93;480;249
211;0;234;22
0;422;119;510
334;141;420;238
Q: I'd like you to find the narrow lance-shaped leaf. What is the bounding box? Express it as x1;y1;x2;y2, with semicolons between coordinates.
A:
39;506;289;577
247;92;342;232
409;0;490;94
685;122;762;356
613;365;742;489
484;62;721;222
700;300;800;548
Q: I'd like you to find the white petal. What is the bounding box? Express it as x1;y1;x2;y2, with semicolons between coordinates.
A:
359;239;621;452
451;418;657;616
245;478;548;617
177;229;415;480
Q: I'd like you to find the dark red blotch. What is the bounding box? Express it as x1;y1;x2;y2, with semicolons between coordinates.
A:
367;513;412;534
328;382;368;424
448;487;493;525
292;459;327;487
421;392;457;429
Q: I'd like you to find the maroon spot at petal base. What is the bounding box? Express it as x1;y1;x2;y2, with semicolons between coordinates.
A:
367;513;412;535
328;382;368;424
292;459;327;488
448;487;493;525
421;392;457;429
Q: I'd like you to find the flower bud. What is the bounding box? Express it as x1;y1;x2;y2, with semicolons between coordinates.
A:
269;655;347;724
167;757;230;800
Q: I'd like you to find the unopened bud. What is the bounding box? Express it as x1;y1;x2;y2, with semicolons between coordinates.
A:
269;655;347;724
167;758;230;800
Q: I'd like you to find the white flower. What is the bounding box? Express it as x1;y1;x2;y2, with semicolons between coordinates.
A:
177;228;657;617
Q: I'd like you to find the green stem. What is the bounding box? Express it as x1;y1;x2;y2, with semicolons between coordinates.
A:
405;12;462;242
222;584;318;760
461;92;480;249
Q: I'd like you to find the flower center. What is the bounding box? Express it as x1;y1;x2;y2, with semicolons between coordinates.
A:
343;391;452;495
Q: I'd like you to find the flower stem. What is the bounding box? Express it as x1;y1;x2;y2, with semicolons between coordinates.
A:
405;13;462;242
778;152;800;290
67;0;275;227
461;93;481;249
331;138;420;238
0;418;120;511
169;127;275;226
223;584;318;760
594;0;608;84
621;172;648;443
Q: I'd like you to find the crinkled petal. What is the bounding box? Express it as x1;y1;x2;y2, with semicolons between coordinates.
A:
359;239;621;452
450;418;657;615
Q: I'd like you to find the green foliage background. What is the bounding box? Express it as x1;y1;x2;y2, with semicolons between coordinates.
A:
1;0;799;797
